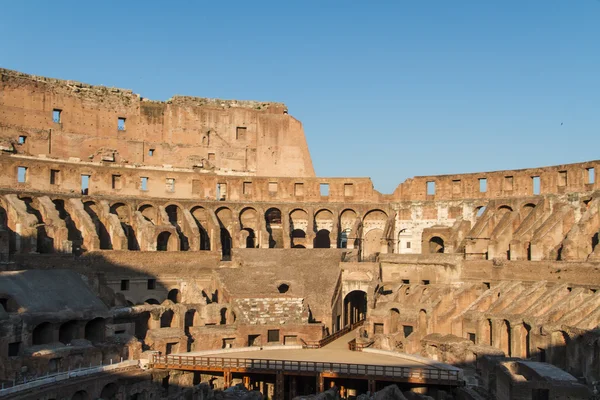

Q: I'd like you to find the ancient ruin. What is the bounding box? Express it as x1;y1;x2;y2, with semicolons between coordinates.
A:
0;68;599;399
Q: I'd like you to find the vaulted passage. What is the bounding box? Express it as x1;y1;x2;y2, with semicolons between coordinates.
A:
344;290;367;326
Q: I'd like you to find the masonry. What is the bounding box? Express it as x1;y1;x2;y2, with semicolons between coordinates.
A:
0;68;598;399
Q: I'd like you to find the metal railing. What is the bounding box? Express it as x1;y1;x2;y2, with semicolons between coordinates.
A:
150;354;461;383
302;319;365;349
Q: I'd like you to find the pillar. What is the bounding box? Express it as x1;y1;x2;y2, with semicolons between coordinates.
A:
289;376;297;399
275;372;285;400
316;373;324;393
223;370;232;389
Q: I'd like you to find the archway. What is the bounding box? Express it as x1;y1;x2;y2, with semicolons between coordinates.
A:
240;207;259;248
110;203;138;250
160;310;174;328
168;289;181;304
265;208;283;248
363;229;383;260
85;318;106;342
389;308;400;333
190;206;210;250
243;228;256;248
500;320;511;357
429;236;445;253
59;320;79;344
71;391;89;400
138;204;157;224
220;308;228;325
145;298;160;305
343;290;367;326
165;204;189;251
216;207;233;257
99;383;118;400
83;201;111;249
314;229;331;248
32;322;53;345
157;231;172;251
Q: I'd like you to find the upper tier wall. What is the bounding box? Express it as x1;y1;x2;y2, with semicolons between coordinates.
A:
0;68;315;177
393;160;599;201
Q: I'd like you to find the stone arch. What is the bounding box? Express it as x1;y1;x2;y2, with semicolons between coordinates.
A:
71;391;89;400
59;320;79;344
85;318;106;342
314;209;334;231
500;320;511;357
168;288;181;304
0;293;19;313
19;196;51;254
265;208;283;248
216;207;233;257
157;231;175;251
52;198;83;253
138;204;158;224
184;309;196;334
474;205;487;218
343;290;367;326
314;229;331;248
160;309;174;328
419;309;427;333
165;204;189;251
239;207;258;248
83;200;111;249
429;236;445;253
339;209;358;232
32;322;54;345
99;383;118;400
362;210;388;259
497;205;513;212
110;202;138;250
145;298;160;305
190;206;210;250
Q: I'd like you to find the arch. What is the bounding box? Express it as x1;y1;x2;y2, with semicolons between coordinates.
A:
363;228;383;260
419;309;427;333
190;206;210;250
59;320;79;344
474;206;486;218
314;209;334;234
429;236;445;253
339;228;352;249
242;228;256;248
167;289;181;304
343;290;367;326
52;199;83;253
83;201;111;249
497;205;513;212
20;196;52;254
216;207;233;257
85;318;106;342
71;391;89;400
165;204;189;251
314;229;331;248
99;383;118;400
339;209;358;231
220;307;228;325
160;310;174;328
0;294;19;313
32;322;54;345
138;204;157;224
145;298;160;305
389;308;400;333
292;244;306;248
110;203;138;250
500;320;511;357
240;207;259;248
157;231;173;251
184;309;196;333
265;208;283;248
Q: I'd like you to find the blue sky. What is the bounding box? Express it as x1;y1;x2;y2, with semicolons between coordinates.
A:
1;1;599;193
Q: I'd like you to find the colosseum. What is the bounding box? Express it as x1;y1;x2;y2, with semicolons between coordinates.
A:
0;68;598;400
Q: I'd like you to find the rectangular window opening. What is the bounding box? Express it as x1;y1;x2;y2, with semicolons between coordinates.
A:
208;153;216;162
532;176;541;195
148;148;155;156
344;183;354;197
147;279;156;290
403;325;414;338
18;136;26;145
50;169;60;185
52;109;61;123
17;167;27;183
406;241;411;249
452;179;461;194
8;342;21;357
295;183;304;196
112;174;122;190
166;178;175;193
479;178;487;193
268;182;278;193
140;177;149;191
267;329;280;343
558;171;567;187
192;180;201;195
243;181;252;195
118;117;126;131
81;174;90;195
217;183;227;200
402;279;410;285
422;280;430;285
426;181;436;195
504;176;514;191
587;167;596;184
236;127;247;140
468;333;476;343
374;323;384;335
248;334;261;347
120;279;130;291
320;183;330;197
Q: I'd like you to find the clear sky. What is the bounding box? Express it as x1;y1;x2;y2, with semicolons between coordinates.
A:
1;1;599;193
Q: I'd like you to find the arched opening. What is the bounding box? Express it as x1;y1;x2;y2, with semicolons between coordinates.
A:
0;295;19;313
71;391;89;400
243;228;256;248
167;289;181;304
500;320;511;357
429;236;445;253
190;206;210;250
289;209;308;248
362;209;388;259
184;309;196;334
240;208;259;248
85;318;106;342
138;204;157;224
521;203;536;219
292;245;306;248
277;283;290;293
59;320;79;344
339;228;351;249
32;322;54;345
389;308;400;333
20;197;52;254
145;298;160;305
314;229;331;248
419;309;427;333
220;308;228;325
165;204;189;251
157;231;172;251
83;201;111;249
592;232;599;253
100;383;118;400
265;208;283;248
343;290;367;326
160;310;174;328
291;229;306;248
216;208;233;258
550;331;568;369
110;203;138;250
339;209;358;248
53;199;83;254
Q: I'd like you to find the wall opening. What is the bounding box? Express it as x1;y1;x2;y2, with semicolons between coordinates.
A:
166;178;175;193
558;171;567;187
160;310;174;328
294;183;304;196
426;181;436;195
320;183;329;196
343;290;367;326
85;318;106;342
344;183;354;197
59;320;79;344
52;109;62;123
588;167;596;184
50;169;60;185
429;236;444;253
479;178;487;193
17;167;27;183
81;175;90;195
532;176;541;195
32;322;54;345
148;148;154;156
277;283;290;293
140;177;148;191
504;176;513;191
243;182;252;195
157;231;172;251
267;329;280;343
314;229;331;248
403;325;414;338
236;126;247;140
18;135;26;144
117;117;126;131
168;288;181;303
